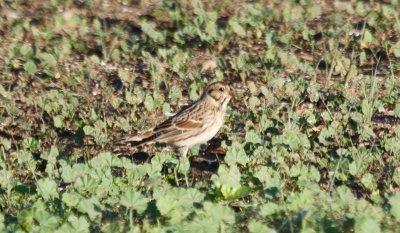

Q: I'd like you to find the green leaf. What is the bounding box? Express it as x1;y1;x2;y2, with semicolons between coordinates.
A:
41;53;57;67
363;29;376;45
17;150;35;167
360;126;375;140
32;201;60;231
254;166;282;190
394;103;400;118
22;137;40;150
334;57;350;75
40;145;59;171
62;192;81;207
53;115;63;128
260;203;279;217
349;160;363;176
120;191;148;214
89;109;98;121
178;156;190;174
248;82;257;94
212;164;241;190
202;202;235;226
118;68;133;84
153;187;205;223
170;85;182;102
155;191;179;217
393;167;400;185
211;164;250;199
61;163;88;183
0;213;4;230
274;126;310;152
245;130;262;144
383;134;400;155
18;208;35;231
225;142;248;166
20;44;34;58
102;222;129;233
389;193;400;222
0;84;12;99
63;192;102;221
318;126;335;145
355;216;381;233
180;218;219;233
361;99;373;117
361;173;377;191
162;102;171;115
189;83;199;101
307;82;320;103
335;186;356;206
265;31;276;48
58;215;90;233
229;18;246;37
248;220;276;233
83;125;96;136
75;174;98;193
119;117;130;132
89;152;121;168
37;178;58;200
76;198;101;221
351;112;363;124
141;22;165;43
249;96;261;111
307;5;321;18
144;94;155;111
24;61;37;75
394;41;400;58
289;163;304;177
308;165;321;182
0;169;14;192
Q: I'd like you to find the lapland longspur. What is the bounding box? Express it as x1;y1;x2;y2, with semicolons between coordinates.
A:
120;82;232;157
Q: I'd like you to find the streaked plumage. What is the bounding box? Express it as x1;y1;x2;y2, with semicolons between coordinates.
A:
120;82;232;157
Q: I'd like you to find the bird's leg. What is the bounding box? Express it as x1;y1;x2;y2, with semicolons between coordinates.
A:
174;146;190;187
172;146;184;186
181;146;190;187
214;151;221;165
178;146;189;158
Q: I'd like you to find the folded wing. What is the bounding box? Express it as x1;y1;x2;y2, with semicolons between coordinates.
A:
120;102;209;146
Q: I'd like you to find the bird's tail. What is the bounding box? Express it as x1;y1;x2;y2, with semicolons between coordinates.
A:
116;131;157;146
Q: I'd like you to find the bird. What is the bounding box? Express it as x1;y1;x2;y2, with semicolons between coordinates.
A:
119;81;232;157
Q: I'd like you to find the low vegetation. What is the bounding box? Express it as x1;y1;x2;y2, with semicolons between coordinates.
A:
0;0;400;232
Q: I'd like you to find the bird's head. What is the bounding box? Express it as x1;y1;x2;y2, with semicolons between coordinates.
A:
204;82;232;108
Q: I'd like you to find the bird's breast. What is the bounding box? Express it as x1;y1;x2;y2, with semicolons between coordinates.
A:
173;110;225;148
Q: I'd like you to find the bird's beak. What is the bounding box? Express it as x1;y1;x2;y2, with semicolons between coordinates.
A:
228;86;234;98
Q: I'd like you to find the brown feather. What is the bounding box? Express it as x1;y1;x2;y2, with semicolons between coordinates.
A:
175;120;202;129
117;81;232;157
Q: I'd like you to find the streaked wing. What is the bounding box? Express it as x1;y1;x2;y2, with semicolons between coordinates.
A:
151;102;214;144
175;120;203;129
121;100;216;146
154;102;200;131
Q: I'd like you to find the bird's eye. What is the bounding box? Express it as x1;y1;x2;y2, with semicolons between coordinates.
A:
219;87;224;92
